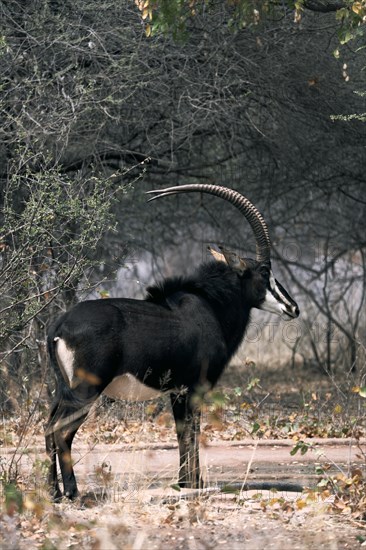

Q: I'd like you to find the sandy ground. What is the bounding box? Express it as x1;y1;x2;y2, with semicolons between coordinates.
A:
1;438;365;549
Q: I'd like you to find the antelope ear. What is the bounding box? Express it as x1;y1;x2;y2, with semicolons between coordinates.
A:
218;246;248;276
207;246;227;263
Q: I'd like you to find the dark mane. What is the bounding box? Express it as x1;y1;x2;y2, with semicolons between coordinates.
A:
145;261;240;307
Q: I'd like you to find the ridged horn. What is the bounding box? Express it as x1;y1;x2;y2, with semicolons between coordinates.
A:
147;184;271;264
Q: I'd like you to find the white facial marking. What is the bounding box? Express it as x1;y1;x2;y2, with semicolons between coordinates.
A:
54;337;80;389
103;373;163;402
260;288;284;316
259;271;293;318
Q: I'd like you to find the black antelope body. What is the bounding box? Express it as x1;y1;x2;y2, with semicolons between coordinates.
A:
45;184;299;499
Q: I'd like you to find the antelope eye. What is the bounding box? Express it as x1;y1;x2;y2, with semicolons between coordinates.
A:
259;266;270;278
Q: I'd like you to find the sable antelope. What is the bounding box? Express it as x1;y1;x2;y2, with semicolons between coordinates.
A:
45;184;299;499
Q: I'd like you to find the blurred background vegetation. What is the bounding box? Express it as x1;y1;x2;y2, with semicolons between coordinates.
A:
0;0;365;412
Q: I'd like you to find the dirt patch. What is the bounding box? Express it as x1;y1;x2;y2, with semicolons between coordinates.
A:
1;439;366;549
1;363;365;548
56;496;366;549
1;485;364;549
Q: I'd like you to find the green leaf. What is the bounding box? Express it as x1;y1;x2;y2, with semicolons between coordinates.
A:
290;444;299;456
5;482;23;514
339;30;354;45
300;443;309;455
210;391;227;406
251;421;261;434
247;377;260;391
220;484;240;494
336;8;349;21
290;441;309;456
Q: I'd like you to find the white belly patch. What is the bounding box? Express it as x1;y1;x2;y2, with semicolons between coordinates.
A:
54;337;80;389
103;373;163;402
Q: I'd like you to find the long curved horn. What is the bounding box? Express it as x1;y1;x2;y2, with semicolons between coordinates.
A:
147;184;271;264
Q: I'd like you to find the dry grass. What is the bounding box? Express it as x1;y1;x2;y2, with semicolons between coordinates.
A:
1;362;366;549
